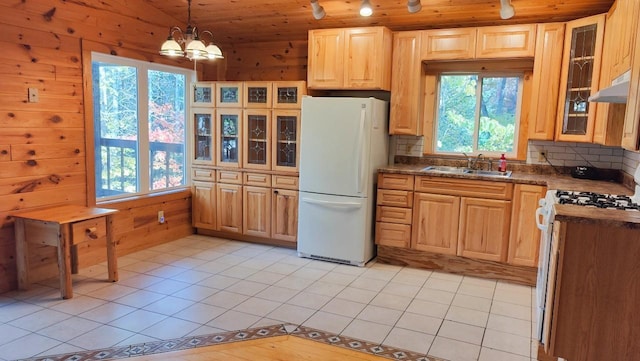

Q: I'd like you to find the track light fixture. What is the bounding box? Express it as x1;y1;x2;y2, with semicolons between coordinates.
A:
407;0;422;13
360;0;373;17
310;0;326;20
499;0;515;19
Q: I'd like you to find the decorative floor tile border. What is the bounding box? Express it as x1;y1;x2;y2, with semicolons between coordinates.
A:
21;324;447;361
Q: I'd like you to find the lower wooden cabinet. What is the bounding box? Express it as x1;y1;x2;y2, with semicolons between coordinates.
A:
243;186;271;238
272;189;298;243
508;184;546;266
217;183;243;233
411;192;459;255
458;197;512;262
192;181;216;229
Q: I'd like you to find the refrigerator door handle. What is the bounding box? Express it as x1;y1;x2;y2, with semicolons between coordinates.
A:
302;197;363;210
355;106;366;194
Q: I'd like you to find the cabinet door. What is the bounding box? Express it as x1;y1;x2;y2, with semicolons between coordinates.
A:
411;192;460;255
215;82;244;108
556;14;605;142
272;81;307;109
458;197;511;262
243;109;271;170
307;28;345;89
217;183;242;233
243;186;271;238
244;81;272;109
344;27;392;90
621;20;640;150
421;28;476;60
529;23;565;140
191;82;215;107
272;189;298;243
192;181;216;229
476;24;537;59
508;184;546;267
610;0;640;79
271;110;300;172
390;31;424;135
216;109;242;168
192;108;215;165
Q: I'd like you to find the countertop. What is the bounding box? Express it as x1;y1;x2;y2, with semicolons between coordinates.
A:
379;164;639;227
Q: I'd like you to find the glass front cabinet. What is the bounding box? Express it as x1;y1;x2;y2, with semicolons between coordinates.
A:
216;82;243;108
556;14;605;142
272;81;307;109
216;109;242;168
243;110;271;170
244;82;272;109
272;110;301;172
192;109;215;165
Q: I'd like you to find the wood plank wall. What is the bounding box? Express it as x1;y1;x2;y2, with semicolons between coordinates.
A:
0;0;204;293
217;40;309;81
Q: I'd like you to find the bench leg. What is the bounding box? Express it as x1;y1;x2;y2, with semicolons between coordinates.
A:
106;215;118;282
58;223;73;299
15;218;29;290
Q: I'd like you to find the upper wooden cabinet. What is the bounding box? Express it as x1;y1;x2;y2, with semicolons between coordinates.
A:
244;81;272;109
529;23;566;141
621;13;640;150
272;81;307;109
421;28;476;60
476;24;537;58
421;25;536;61
609;0;640;79
308;27;392;90
390;31;424;135
555;14;605;143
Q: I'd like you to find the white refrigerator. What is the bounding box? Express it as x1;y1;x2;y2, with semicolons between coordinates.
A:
297;96;389;266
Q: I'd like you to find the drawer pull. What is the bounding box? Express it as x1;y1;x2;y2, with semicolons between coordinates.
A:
86;227;98;239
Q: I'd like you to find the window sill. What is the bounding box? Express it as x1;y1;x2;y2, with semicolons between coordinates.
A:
97;187;191;209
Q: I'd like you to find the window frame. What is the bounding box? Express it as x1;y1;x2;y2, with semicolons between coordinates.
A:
90;52;195;202
433;71;524;158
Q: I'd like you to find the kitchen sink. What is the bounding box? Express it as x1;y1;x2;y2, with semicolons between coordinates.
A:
421;166;469;173
422;166;512;178
464;169;513;177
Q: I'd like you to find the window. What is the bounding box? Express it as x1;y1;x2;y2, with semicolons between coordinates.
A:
435;73;522;156
92;53;193;200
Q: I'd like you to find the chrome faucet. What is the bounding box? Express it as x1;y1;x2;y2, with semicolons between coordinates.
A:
462;153;484;170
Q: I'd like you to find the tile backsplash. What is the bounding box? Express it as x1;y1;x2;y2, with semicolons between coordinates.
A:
392;135;640;175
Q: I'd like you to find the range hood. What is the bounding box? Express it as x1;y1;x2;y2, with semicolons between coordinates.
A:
588;70;631;103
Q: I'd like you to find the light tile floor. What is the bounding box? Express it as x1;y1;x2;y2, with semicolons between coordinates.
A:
0;235;539;361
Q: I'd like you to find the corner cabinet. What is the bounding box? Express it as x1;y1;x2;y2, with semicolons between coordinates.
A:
555;14;605;142
389;31;424;135
308;27;392;90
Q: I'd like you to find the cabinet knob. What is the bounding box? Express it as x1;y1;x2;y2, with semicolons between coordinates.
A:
86;227;98;239
274;190;279;194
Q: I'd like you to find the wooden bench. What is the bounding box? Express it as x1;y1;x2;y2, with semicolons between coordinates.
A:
13;205;119;299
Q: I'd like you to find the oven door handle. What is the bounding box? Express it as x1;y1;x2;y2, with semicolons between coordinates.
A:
535;206;548;231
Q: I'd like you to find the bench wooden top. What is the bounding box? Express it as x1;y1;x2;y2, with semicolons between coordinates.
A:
12;205;118;224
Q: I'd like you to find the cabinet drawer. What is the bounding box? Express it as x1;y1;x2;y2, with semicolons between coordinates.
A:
272;175;299;190
377;173;414;190
243;172;272;187
376;206;412;224
217;170;242;184
377;189;413;207
375;222;411;248
415;176;513;200
71;217;107;245
193;168;216;182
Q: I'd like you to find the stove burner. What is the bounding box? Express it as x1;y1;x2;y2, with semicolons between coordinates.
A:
555;190;640;211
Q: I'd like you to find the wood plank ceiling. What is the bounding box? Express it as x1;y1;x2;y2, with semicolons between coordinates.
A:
145;0;614;45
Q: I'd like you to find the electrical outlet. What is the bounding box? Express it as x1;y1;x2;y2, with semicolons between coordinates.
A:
28;88;39;103
158;210;165;224
537;151;547;163
406;144;413;153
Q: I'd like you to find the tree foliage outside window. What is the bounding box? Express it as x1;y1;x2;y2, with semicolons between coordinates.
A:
436;74;521;155
93;54;190;200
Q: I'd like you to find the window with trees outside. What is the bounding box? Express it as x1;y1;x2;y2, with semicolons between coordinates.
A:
92;53;193;200
435;73;522;156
